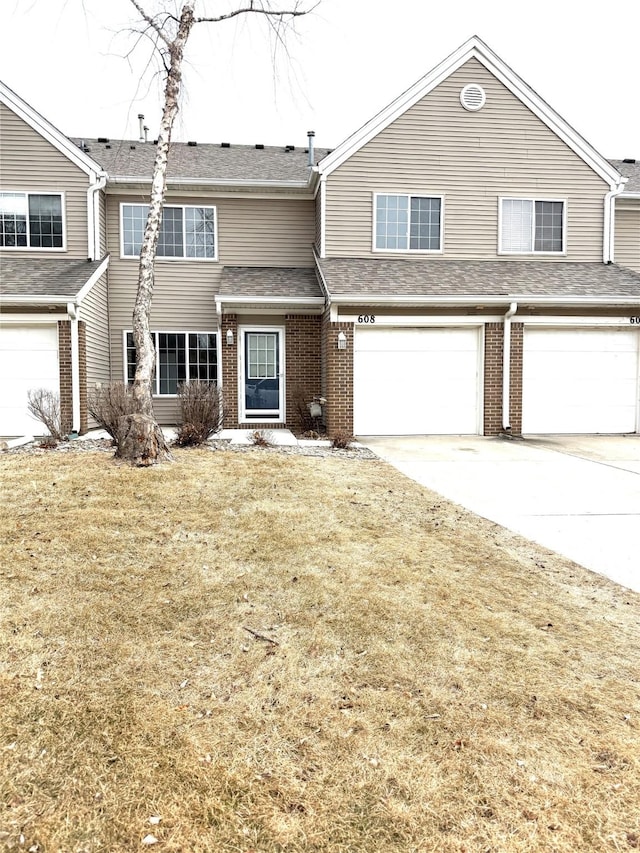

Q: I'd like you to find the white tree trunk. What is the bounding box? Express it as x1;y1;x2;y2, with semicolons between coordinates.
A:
127;1;196;462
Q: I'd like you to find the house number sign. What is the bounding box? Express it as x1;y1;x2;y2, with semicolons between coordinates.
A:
357;315;376;323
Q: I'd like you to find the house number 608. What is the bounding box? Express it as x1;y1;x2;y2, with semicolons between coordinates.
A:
357;315;376;324
630;317;640;324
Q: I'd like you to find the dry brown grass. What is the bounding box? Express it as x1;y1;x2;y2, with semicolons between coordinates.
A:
0;447;639;852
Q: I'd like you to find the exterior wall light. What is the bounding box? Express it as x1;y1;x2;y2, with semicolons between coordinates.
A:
226;329;234;346
337;331;347;350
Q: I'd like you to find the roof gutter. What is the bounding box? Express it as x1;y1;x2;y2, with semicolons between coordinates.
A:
328;294;640;307
66;301;81;434
502;302;518;433
603;176;628;263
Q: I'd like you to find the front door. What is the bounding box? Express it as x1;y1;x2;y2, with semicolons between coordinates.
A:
240;328;284;422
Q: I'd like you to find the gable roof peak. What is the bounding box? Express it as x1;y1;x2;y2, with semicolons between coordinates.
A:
317;36;623;190
0;78;104;177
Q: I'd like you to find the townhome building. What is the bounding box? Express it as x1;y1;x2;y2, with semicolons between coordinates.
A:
1;36;640;439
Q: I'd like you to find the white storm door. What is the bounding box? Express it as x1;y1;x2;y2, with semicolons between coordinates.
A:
522;327;640;434
354;326;481;435
239;328;285;422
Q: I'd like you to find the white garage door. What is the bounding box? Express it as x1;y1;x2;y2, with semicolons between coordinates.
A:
522;327;639;434
354;327;481;435
0;325;59;436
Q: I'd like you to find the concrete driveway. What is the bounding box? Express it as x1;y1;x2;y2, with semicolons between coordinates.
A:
360;434;640;593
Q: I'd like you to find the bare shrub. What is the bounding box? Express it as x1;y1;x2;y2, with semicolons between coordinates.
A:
27;388;66;441
249;429;273;447
88;383;137;444
331;431;353;450
175;382;223;447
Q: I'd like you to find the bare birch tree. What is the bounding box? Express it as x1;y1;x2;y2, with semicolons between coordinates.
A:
119;0;316;465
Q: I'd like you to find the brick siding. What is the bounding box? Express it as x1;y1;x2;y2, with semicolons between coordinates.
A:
285;314;321;431
323;316;354;436
484;321;523;436
58;321;73;435
78;321;88;434
221;314;322;430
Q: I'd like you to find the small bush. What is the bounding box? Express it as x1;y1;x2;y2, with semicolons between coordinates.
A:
27;388;66;441
331;432;353;450
88;383;137;444
249;429;272;447
175;381;222;447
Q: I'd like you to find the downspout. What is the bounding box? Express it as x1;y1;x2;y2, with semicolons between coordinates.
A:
502;301;518;433
67;302;81;434
87;171;107;261
603;177;628;263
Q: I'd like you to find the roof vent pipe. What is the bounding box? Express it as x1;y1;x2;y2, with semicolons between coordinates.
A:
307;130;315;167
138;114;145;142
143;125;149;143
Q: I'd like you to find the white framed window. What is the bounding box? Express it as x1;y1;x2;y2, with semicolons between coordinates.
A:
125;331;218;396
373;193;443;252
120;203;217;260
0;191;65;249
499;198;566;254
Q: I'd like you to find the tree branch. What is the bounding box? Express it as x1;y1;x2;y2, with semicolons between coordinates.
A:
128;0;172;46
195;1;318;25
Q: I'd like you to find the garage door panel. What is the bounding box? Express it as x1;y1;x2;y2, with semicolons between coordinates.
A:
0;325;59;436
354;327;480;435
523;328;639;434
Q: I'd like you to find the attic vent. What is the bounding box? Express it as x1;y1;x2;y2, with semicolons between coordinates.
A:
97;137;110;143
187;140;197;147
285;145;295;152
221;142;230;148
623;158;636;164
460;84;486;112
255;144;264;149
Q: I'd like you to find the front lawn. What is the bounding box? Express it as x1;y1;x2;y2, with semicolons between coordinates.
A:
0;447;638;852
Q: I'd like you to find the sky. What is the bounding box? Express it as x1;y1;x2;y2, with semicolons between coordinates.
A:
0;0;638;158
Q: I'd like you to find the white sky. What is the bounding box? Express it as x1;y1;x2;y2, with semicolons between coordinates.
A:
0;0;638;157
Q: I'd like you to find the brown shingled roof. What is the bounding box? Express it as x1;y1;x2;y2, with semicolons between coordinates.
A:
72;139;330;184
218;267;323;299
317;258;640;301
0;257;106;300
609;159;640;194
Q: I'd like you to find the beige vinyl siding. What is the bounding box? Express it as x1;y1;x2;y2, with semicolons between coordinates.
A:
106;193;314;423
0;102;89;258
218;196;314;265
99;190;107;256
324;59;609;261
80;272;110;427
615;200;640;273
315;192;322;254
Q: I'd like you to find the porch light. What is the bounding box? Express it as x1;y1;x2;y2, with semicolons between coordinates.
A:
226;329;234;346
337;331;347;350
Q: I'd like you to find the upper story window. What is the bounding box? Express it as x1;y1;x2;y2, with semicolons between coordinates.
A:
121;203;217;260
374;193;443;252
0;192;64;249
500;198;565;254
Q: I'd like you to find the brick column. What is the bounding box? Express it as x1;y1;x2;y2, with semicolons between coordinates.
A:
78;321;88;434
221;314;238;427
323;316;354;436
285;314;321;431
58;321;73;435
509;323;523;436
483;323;503;435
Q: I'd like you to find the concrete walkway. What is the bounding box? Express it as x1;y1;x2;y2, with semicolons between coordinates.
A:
361;435;640;593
